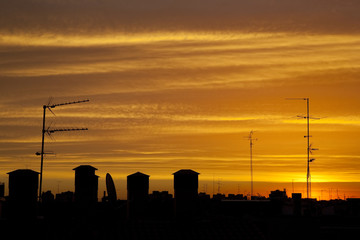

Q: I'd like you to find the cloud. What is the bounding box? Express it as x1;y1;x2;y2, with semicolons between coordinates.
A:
1;0;360;35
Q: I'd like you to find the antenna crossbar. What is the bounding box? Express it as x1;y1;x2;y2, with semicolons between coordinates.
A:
285;98;308;100
48;99;89;108
47;128;88;134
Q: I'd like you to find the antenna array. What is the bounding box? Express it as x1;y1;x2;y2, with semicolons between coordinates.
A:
38;98;89;201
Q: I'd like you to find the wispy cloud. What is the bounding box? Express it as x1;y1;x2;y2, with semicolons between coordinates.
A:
1;0;360;35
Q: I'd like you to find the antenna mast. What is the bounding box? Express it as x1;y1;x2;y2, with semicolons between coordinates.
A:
286;98;318;199
38;98;89;201
306;98;311;199
246;130;257;200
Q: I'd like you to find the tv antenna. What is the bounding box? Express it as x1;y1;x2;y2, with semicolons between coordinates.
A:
38;98;89;201
286;98;319;198
245;130;257;199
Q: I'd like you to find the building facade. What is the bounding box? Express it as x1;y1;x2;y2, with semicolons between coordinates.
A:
73;165;98;204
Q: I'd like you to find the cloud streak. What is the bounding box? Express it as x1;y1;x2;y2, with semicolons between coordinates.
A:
1;0;360;35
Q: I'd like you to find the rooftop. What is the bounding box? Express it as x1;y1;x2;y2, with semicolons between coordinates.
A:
7;169;39;175
128;172;150;178
173;169;199;175
73;165;98;171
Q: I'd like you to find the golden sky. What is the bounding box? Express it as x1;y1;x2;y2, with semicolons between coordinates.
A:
1;0;360;199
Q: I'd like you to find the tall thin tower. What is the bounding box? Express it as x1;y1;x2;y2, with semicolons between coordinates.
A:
246;131;257;199
286;98;318;198
306;98;311;198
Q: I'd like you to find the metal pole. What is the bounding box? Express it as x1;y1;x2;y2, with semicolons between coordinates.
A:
286;97;314;199
39;105;46;201
249;131;254;200
250;136;253;199
306;98;310;199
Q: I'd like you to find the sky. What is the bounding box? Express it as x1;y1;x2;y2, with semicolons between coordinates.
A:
1;0;360;200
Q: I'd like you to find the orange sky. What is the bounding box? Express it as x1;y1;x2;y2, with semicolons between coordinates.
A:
1;0;360;200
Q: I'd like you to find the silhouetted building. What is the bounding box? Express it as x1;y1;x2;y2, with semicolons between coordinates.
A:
269;189;289;215
292;193;302;216
127;172;149;201
41;190;54;203
7;169;39;204
0;182;4;198
346;198;360;216
127;172;149;218
73;165;98;204
292;193;302;200
199;192;211;200
269;189;288;201
55;191;74;202
173;169;199;199
213;193;226;200
149;191;173;201
227;194;246;200
0;182;4;219
251;195;267;200
7;169;39;218
173;169;199;218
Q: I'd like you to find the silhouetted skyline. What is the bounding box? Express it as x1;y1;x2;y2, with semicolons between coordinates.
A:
1;166;360;239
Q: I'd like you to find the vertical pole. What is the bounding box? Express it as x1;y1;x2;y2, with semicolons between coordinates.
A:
306;98;310;199
250;132;253;199
212;174;215;197
39;105;46;201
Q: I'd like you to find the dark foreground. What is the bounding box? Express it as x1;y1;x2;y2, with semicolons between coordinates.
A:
1;198;360;240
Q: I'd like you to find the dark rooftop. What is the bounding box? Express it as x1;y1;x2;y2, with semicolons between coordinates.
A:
7;169;39;175
172;169;199;175
128;172;150;178
72;165;98;171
